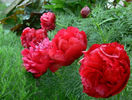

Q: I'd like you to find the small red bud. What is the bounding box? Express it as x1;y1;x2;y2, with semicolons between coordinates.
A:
81;6;90;18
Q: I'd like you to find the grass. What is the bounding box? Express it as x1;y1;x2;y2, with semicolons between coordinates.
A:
0;25;37;100
0;3;132;100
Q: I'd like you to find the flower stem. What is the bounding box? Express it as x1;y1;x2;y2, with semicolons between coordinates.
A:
56;22;67;28
95;22;106;43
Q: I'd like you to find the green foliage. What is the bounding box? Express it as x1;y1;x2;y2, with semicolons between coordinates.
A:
45;0;107;16
0;0;46;34
0;25;37;100
0;3;132;100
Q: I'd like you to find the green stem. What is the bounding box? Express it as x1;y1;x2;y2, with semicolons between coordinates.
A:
99;17;117;25
95;23;106;43
56;22;67;28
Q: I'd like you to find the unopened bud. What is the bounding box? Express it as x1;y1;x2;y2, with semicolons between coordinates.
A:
80;6;90;18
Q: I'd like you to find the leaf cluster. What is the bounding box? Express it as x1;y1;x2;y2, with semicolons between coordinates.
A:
0;0;48;34
44;0;108;15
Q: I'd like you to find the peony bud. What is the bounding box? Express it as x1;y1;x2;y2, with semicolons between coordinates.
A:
40;12;56;31
80;6;90;18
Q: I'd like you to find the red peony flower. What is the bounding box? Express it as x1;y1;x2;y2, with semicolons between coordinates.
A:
79;42;130;98
48;26;87;72
40;12;56;31
80;6;90;18
21;27;47;48
21;38;51;78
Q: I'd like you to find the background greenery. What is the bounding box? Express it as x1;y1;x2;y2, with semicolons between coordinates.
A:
0;0;132;100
